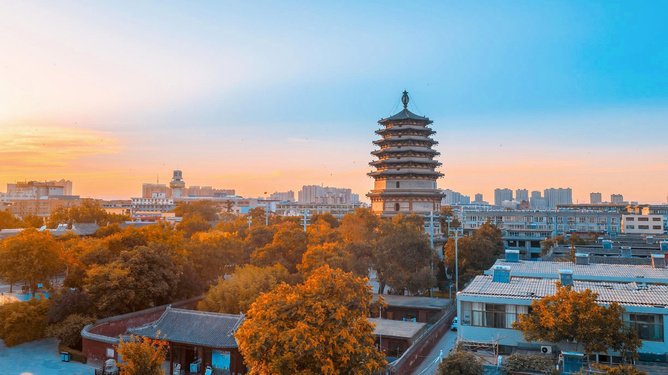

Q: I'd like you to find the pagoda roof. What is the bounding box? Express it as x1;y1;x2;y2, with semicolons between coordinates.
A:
379;109;432;125
373;136;437;145
369;158;441;166
371;147;439;156
368;169;444;177
376;125;434;135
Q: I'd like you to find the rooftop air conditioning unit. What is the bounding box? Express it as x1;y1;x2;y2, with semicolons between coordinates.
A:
541;346;553;354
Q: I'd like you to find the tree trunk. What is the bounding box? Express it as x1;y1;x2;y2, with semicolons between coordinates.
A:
378;282;385;294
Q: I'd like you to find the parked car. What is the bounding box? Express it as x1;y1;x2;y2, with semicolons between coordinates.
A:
451;317;458;331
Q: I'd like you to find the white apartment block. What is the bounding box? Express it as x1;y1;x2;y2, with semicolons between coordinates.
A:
622;214;665;235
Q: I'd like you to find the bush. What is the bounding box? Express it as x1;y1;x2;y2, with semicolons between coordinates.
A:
502;354;556;374
47;314;95;349
437;350;484;375
593;364;648;375
47;289;91;323
0;299;50;346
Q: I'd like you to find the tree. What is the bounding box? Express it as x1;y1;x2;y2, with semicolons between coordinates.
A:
251;227;308;273
0;228;64;296
298;242;354;277
176;213;211;238
236;266;387;375
439;206;461;232
339;208;380;277
48;199;129;228
443;221;504;287
373;214;438;294
186;231;246;286
199;264;290;314
501;354;555;374
513;283;641;361
116;334;167;375
47;313;95;349
0;210;22;229
437;350;484;375
0;299;51;347
21;214;44;228
174;200;220;221
592;364;648;375
47;289;92;323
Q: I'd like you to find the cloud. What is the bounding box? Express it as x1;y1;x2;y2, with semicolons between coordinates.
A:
0;126;122;171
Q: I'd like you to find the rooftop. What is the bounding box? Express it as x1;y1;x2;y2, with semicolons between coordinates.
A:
129;307;243;348
378;109;432;124
460;275;668;307
368;318;426;340
373;294;451;310
488;259;668;283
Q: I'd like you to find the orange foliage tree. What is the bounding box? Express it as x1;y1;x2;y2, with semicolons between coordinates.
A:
236;266;387;375
116;334;166;375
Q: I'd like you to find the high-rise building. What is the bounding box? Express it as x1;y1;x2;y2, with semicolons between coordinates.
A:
530;191;547;209
590;192;602;204
269;191;295;202
298;185;354;204
611;194;624;204
494;188;513;206
474;193;484;203
143;184;172;198
367;91;444;217
442;189;471;205
544;188;573;207
515;189;529;203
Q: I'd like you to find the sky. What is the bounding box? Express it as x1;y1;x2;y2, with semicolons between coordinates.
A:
1;1;667;203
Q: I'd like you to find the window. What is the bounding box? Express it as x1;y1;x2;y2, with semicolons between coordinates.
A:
638;217;649;222
396;181;400;188
638;225;649;230
654;226;662;230
653;217;661;221
626;314;664;342
626;225;635;229
626;217;635;221
394;203;400;211
461;302;528;329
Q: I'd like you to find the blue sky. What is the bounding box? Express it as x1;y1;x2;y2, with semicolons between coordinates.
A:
1;1;666;202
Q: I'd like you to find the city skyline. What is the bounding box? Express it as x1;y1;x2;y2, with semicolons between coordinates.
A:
2;1;667;203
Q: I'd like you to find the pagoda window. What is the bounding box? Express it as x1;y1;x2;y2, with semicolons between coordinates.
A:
396;182;400;188
395;203;400;211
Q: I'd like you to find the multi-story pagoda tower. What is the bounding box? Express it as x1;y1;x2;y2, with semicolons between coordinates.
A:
367;91;445;221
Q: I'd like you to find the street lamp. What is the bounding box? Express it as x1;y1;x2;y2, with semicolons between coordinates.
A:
450;227;464;295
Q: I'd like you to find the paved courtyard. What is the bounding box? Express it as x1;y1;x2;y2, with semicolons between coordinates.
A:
0;338;95;375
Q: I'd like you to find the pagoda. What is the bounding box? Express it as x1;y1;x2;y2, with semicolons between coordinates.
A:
367;91;445;219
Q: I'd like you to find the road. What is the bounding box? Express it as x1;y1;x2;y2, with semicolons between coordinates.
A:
411;325;458;375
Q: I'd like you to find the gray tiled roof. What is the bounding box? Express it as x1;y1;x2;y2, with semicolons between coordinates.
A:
373;294;451;310
461;275;668;307
379;109;432;124
488;259;668;283
369;318;426;340
129;308;243;348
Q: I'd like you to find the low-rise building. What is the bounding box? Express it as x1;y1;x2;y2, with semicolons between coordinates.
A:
622;214;665;235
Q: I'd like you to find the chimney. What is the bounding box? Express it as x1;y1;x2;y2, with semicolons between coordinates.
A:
660;241;668;251
574;253;590;265
647;236;655;244
505;249;520;263
621;246;632;258
559;269;574;287
602;240;613;250
492;265;511;283
651;254;666;268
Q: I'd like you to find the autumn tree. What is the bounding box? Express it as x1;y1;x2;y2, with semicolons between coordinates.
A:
437;350;484;375
339;208;380;276
236;266;386;375
199;264;290;314
174;200;221;221
48;199;129;228
0;210;22;229
373;214;438;294
443;221;504;287
21;214;45;228
513;283;641;361
47;289;92;323
0;228;64;296
592;364;648;375
298;242;354;277
439;205;461;232
176;213;211;238
186;231;246;287
116;335;167;375
47;314;95;349
0;299;51;347
251;227;308;273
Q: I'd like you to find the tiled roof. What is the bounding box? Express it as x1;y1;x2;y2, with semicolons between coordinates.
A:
369;318;426;340
379;109;432;124
129;308;243;348
461;275;668;307
373;294;451;310
488;259;668;283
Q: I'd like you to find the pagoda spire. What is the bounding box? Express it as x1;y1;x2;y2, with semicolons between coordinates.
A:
401;90;409;109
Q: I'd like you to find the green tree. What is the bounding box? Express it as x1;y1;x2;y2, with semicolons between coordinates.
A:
47;313;95;349
174;200;220;221
513;283;641;361
0;228;64;296
0;299;51;347
199;264;290;314
437;350;484;375
236;266;386;375
501;354;555;374
116;334;167;375
339;208;380;277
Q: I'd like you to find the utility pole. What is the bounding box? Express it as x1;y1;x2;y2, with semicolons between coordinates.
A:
450;227;464;295
426;210;437;297
247;215;252;230
302;209;309;232
264;205;270;226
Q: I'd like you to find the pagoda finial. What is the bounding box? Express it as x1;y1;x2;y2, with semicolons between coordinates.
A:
401;91;409;109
